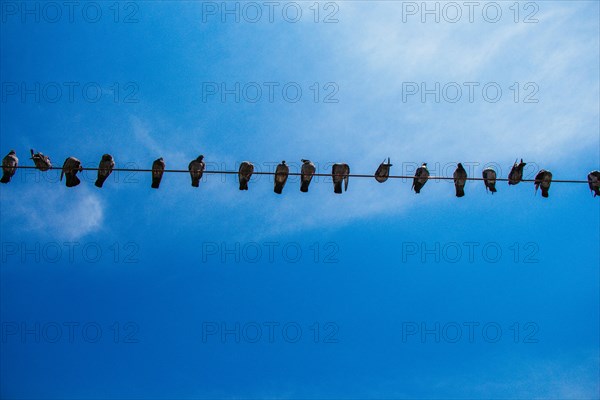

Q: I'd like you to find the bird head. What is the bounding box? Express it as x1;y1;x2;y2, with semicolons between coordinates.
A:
198;155;204;161
457;163;463;168
281;160;286;164
102;154;112;161
9;150;15;155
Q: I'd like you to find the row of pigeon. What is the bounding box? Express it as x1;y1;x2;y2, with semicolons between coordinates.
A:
1;150;600;198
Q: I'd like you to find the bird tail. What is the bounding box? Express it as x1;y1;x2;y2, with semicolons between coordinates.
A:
489;184;497;193
95;177;105;188
239;179;248;190
274;183;283;194
541;188;549;198
0;174;10;183
594;188;600;197
300;181;309;192
66;174;81;187
414;184;421;194
151;177;161;189
456;187;465;197
191;178;200;187
334;182;342;194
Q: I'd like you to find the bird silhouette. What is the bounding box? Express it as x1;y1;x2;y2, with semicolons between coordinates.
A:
453;163;467;197
1;150;18;184
482;168;497;193
61;157;83;187
412;163;429;194
588;171;600;197
95;154;115;188
151;158;165;189
374;158;392;183
508;159;527;185
332;163;350;194
30;149;52;171
534;170;553;198
274;161;289;194
188;155;206;187
238;161;254;190
300;159;316;192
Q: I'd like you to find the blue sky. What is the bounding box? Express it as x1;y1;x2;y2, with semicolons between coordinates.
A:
1;1;599;398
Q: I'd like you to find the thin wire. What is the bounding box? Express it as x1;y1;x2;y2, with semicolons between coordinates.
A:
10;165;590;184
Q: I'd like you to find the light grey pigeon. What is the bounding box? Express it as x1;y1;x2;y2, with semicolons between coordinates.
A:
274;161;289;194
238;161;254;190
188;155;205;187
482;168;497;193
300;159;316;192
95;154;115;188
508;159;527;185
1;150;18;184
151;158;165;189
60;157;83;187
534;170;553;198
332;163;350;194
412;163;429;194
453;163;467;197
374;158;392;183
588;171;600;197
30;149;52;171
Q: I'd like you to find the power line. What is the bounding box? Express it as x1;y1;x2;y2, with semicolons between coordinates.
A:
8;165;591;184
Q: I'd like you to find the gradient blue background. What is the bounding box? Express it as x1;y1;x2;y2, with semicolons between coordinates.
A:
1;1;599;398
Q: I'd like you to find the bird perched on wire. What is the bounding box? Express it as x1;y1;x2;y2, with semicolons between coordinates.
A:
95;154;115;188
453;163;467;197
332;163;350;194
412;163;429;194
588;171;600;197
1;150;18;184
238;161;254;190
274;161;289;194
61;157;83;187
482;168;497;193
300;159;316;192
374;158;392;183
188;155;205;188
151;158;165;189
508;159;527;185
534;170;553;198
30;149;52;171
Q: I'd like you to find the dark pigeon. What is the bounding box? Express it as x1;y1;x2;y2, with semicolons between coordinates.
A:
95;154;115;188
374;158;392;183
238;161;254;190
1;150;18;184
453;163;467;197
151;158;165;189
588;171;600;197
412;163;429;194
534;170;553;198
61;157;83;187
482;168;497;193
30;149;52;171
332;163;350;194
274;161;289;194
300;159;316;192
508;159;527;185
188;155;205;187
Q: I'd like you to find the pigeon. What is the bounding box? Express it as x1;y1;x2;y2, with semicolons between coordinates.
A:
1;150;18;184
30;149;52;171
151;158;165;189
453;163;467;197
274;161;289;194
412;163;429;194
534;170;553;198
238;161;254;190
188;155;205;187
508;159;527;185
60;157;83;187
588;171;600;197
482;168;497;193
332;163;350;194
374;158;392;183
300;159;316;192
95;154;115;188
